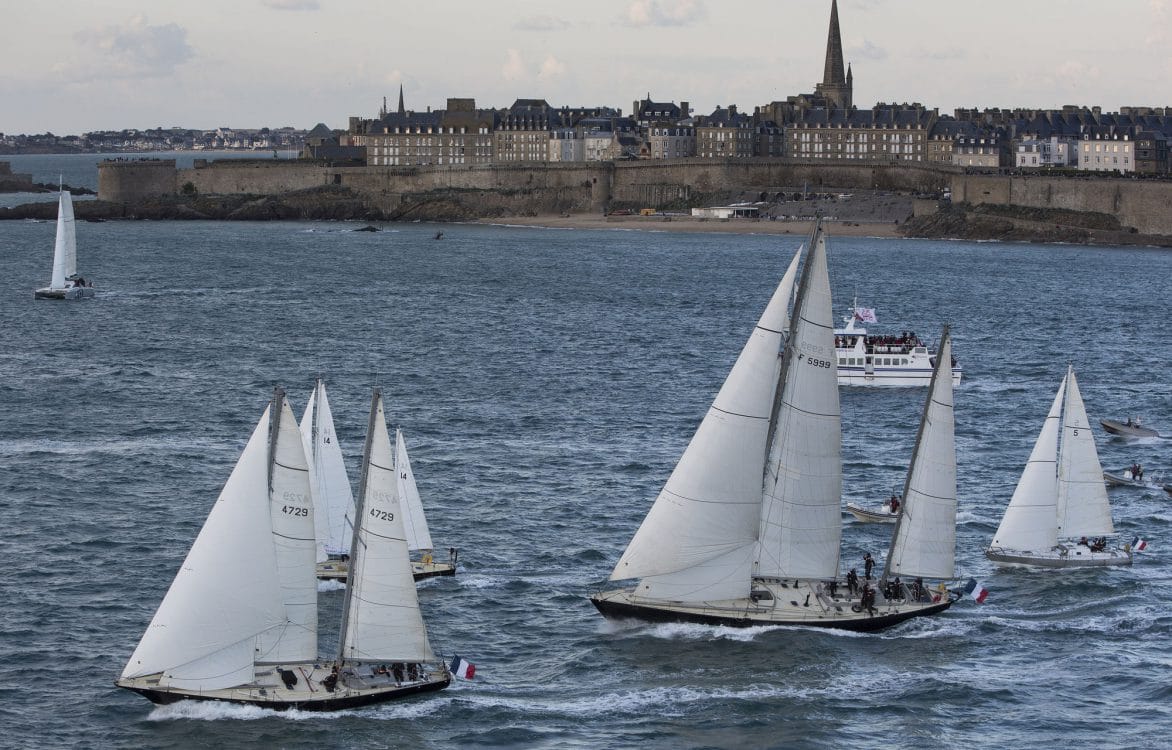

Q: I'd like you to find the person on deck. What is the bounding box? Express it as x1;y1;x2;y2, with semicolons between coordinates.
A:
847;568;859;597
864;552;875;580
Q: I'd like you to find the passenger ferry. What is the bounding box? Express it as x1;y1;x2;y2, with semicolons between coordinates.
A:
834;303;962;387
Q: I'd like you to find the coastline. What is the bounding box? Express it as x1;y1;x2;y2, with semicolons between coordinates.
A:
475;213;902;238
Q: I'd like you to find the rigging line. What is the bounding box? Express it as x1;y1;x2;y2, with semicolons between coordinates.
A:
709;404;770;421
273;460;309;472
360;528;406;542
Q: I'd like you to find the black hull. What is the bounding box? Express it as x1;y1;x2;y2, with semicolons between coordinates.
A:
119;676;450;712
591;596;953;633
413;568;457;581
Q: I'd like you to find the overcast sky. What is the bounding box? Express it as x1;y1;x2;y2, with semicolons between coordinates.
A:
2;0;1169;134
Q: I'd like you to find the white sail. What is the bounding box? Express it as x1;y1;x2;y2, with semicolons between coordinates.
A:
255;395;318;664
990;375;1066;551
50;191;75;289
340;391;436;662
121;405;286;690
396;429;433;552
610;248;802;602
885;331;957;580
300;380;356;560
1057;368;1115;538
758;226;842;580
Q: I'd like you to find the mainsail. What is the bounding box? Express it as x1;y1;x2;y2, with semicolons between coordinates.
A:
300;379;356;560
608;248;802;602
885;329;957;580
50;190;76;289
1057;367;1115;539
339;390;436;662
757;224;842;580
990;375;1066;551
121;399;289;690
396;429;434;552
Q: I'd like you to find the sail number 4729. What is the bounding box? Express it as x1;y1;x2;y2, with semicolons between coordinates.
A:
369;508;395;522
282;505;308;517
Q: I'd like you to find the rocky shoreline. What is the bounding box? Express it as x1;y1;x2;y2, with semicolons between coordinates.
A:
3;185;1169;247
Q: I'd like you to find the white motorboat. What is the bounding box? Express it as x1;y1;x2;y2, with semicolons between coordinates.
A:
34;188;95;300
1103;467;1162;489
117;387;450;710
846;497;901;523
592;222;961;631
986;367;1132;568
834;302;960;387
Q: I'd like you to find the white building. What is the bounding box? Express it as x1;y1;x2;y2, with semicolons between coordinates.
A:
1015;136;1078;168
549;129;584;162
1078;133;1134;173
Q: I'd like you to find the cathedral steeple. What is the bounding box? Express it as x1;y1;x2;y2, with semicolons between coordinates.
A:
822;0;846;87
815;0;853;110
397;84;405;115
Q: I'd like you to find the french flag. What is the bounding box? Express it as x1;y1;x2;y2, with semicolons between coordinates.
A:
964;578;989;604
450;655;476;680
1132;536;1148;552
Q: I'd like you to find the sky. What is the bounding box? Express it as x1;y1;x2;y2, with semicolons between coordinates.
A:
2;0;1170;135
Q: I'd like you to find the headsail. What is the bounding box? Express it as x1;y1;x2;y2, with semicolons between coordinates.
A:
990;374;1065;551
300;379;356;560
757;222;843;580
1057;368;1115;539
396;429;433;552
608;247;802;602
884;328;957;580
339;390;436;662
254;389;318;663
121;399;288;690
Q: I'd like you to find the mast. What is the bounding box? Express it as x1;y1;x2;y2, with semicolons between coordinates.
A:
337;387;380;662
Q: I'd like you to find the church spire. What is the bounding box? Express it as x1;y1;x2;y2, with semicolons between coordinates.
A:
822;0;846;87
397;84;405;115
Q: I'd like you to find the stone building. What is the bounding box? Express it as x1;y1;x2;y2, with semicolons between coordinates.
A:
788;104;936;161
694;106;754;158
348;89;496;167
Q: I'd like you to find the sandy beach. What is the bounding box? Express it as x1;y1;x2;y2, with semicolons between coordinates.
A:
475;213;903;237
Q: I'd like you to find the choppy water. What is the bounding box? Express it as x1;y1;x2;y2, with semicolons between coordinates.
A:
2;165;1171;748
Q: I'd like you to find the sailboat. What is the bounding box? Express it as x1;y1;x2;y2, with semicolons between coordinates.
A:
591;222;959;631
302;379;456;582
300;379;358;582
985;366;1132;567
396;429;457;580
34;188;95;300
117;387;450;710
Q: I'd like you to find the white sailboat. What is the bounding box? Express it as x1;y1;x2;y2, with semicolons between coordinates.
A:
592;222;959;630
117;387;450;710
986;366;1132;568
300;379;358;581
34;188;95;300
396;429;457;580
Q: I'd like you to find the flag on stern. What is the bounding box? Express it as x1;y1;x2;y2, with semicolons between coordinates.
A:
964;578;989;604
1131;536;1148;552
450;655;476;680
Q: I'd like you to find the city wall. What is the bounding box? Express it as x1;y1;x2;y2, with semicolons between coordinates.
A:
952;174;1172;235
97;158;1171;235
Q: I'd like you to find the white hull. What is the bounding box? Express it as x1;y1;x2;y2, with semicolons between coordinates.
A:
592;578;954;631
116;661;449;711
845;502;898;523
1100;419;1159;439
34;286;95;300
1103;471;1160;489
985;545;1132;568
837;366;962;388
317;558;456;582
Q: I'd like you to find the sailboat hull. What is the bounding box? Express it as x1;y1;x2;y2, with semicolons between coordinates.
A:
116;666;450;712
34;286;94;300
316;559;456;582
985;546;1132;568
591;583;953;632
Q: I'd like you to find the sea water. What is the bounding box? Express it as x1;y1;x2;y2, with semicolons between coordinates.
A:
1;159;1171;748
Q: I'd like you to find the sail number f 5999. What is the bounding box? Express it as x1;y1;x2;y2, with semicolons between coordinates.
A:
800;353;834;369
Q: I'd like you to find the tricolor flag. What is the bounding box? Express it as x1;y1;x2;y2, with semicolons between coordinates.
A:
964;578;989;604
853;307;877;323
450;655;476;680
1132;536;1148;552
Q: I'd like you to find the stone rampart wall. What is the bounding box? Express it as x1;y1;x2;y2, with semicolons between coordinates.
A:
98;160;177;202
951;174;1172;235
